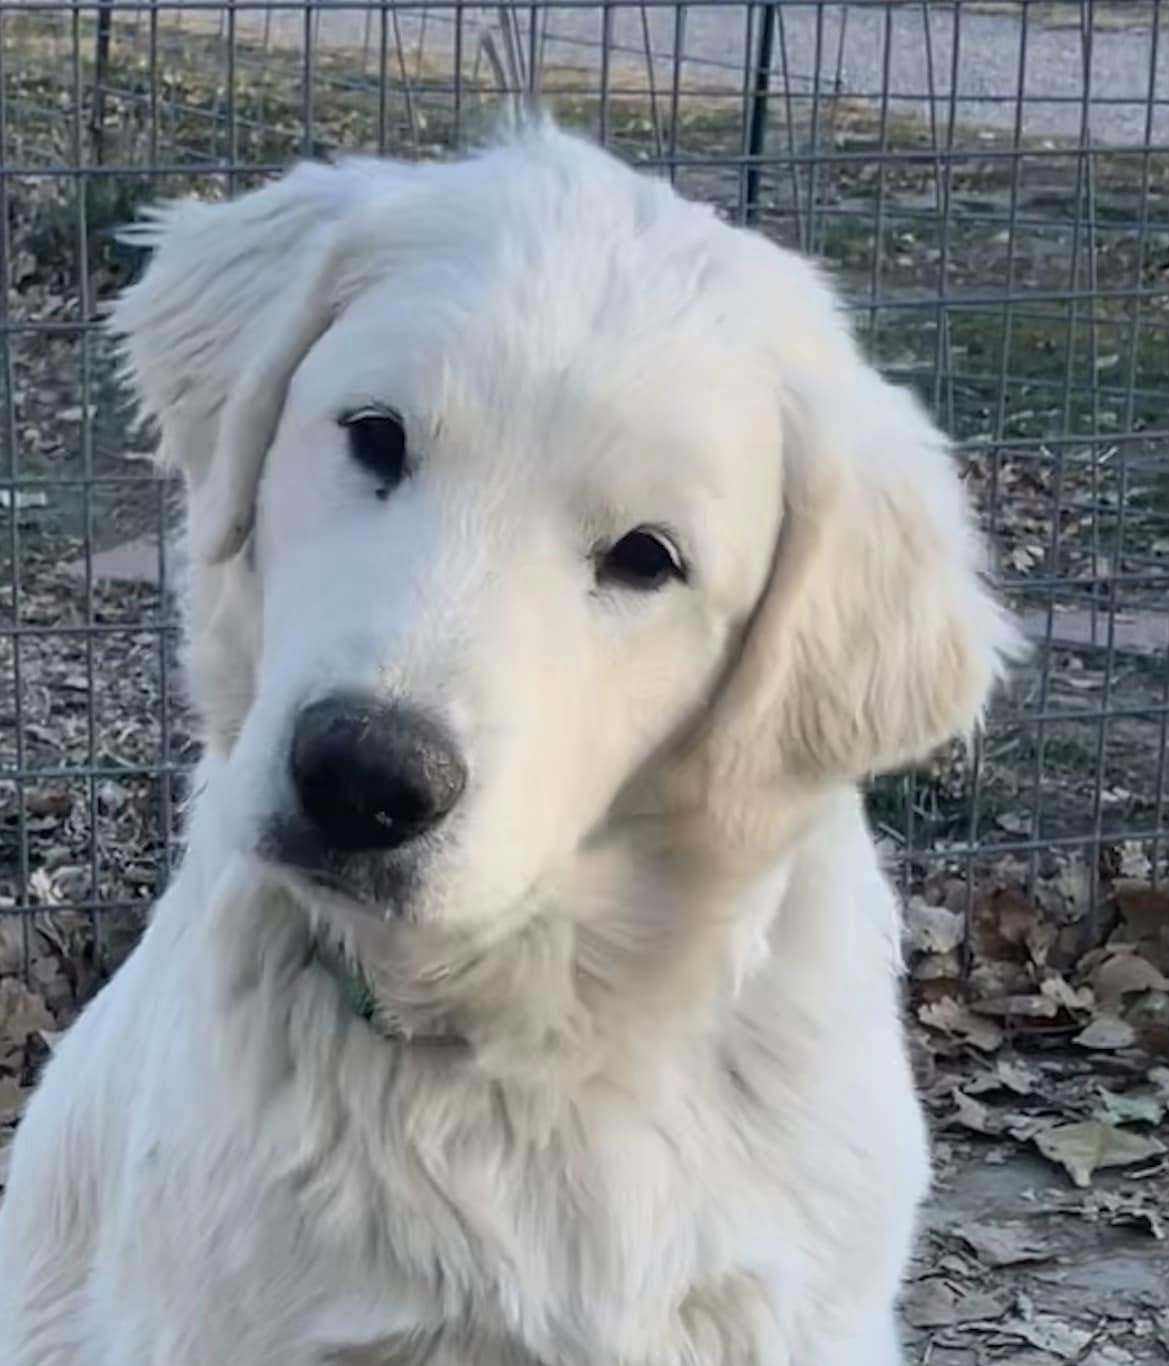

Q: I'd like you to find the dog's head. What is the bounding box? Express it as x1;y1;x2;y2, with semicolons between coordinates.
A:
112;122;1020;929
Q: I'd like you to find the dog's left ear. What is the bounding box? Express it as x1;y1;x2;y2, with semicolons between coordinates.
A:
682;302;1024;800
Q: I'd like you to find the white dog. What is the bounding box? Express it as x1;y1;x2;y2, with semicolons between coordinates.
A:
0;120;1018;1365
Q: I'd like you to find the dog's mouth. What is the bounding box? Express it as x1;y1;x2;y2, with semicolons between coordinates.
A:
257;816;417;918
258;822;475;1049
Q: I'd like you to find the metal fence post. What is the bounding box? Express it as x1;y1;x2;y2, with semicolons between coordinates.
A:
92;0;114;164
745;1;778;224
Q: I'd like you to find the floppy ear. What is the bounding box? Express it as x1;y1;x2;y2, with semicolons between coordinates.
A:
685;322;1023;799
109;161;379;564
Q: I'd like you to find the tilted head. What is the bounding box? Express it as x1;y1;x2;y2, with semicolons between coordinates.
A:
112;121;1019;930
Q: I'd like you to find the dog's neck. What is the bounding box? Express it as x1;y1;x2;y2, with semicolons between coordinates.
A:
292;811;828;1083
309;927;468;1047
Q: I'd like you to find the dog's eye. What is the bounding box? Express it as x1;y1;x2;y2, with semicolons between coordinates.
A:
597;528;687;591
340;408;408;494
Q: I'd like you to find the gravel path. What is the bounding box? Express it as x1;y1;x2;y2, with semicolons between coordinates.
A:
285;2;1167;146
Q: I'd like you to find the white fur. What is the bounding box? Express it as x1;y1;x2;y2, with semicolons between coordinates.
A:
0;122;1020;1365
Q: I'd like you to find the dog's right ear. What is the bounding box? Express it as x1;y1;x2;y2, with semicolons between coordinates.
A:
109;162;374;564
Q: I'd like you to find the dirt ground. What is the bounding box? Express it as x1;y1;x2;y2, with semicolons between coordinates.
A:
907;1030;1169;1363
2;11;1168;1360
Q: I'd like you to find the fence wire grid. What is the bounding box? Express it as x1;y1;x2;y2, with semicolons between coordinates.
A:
1;1;1167;986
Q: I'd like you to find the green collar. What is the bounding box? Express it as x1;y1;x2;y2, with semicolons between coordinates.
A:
312;937;464;1048
313;936;383;1029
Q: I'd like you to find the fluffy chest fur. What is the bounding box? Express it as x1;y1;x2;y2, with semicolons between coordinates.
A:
12;795;923;1366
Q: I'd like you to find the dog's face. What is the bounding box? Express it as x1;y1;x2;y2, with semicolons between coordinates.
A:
114;125;1019;928
239;267;782;924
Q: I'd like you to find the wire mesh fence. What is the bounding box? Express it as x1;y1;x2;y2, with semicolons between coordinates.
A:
1;2;1167;992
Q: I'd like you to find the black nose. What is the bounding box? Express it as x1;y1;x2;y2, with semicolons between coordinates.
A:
290;694;466;853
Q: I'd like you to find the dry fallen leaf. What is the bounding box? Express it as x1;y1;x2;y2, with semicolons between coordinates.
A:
953;1219;1053;1267
0;978;55;1070
0;1076;25;1127
1041;975;1095;1014
963;1057;1040;1097
1113;882;1169;941
1093;1086;1166;1127
946;1089;1048;1143
1029;863;1087;932
1089;950;1169;1004
901;1278;1009;1329
1074;1014;1138;1051
951;1090;1006;1135
971;992;1060;1019
1106;1201;1165;1240
995;809;1032;834
0;920;24;977
1117;843;1152;882
996;1313;1095;1359
971;886;1046;966
906;899;965;955
918;998;1004;1051
1033;1120;1166;1188
1004;1113;1057;1144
